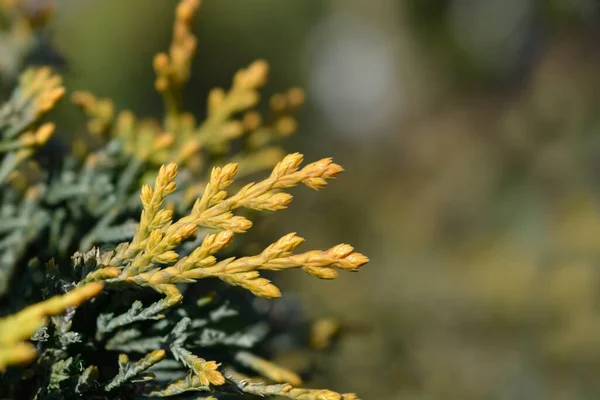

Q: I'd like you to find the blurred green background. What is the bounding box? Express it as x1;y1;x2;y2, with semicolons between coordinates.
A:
51;0;600;398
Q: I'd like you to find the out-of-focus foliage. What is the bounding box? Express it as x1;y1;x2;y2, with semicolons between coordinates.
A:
0;0;61;86
285;2;600;399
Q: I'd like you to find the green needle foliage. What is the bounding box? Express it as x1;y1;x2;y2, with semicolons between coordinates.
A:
0;0;368;399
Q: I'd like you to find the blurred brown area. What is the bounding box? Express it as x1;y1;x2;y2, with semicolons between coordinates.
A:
53;0;600;398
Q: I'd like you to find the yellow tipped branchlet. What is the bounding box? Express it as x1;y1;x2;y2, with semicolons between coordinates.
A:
100;153;365;344
110;153;365;301
177;352;225;387
149;354;224;396
166;232;367;298
170;153;344;234
148;317;225;396
0;282;103;370
168;59;271;163
235;379;361;400
153;0;200;131
112;162;180;270
105;349;166;391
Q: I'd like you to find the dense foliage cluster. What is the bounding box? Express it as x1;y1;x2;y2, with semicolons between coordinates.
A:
0;1;368;398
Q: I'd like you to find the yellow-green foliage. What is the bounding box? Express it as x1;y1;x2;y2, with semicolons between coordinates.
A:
0;1;368;399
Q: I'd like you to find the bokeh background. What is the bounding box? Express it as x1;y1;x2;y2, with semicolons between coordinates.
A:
48;0;600;398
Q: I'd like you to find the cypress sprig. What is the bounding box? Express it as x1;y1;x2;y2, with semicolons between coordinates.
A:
0;1;369;398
